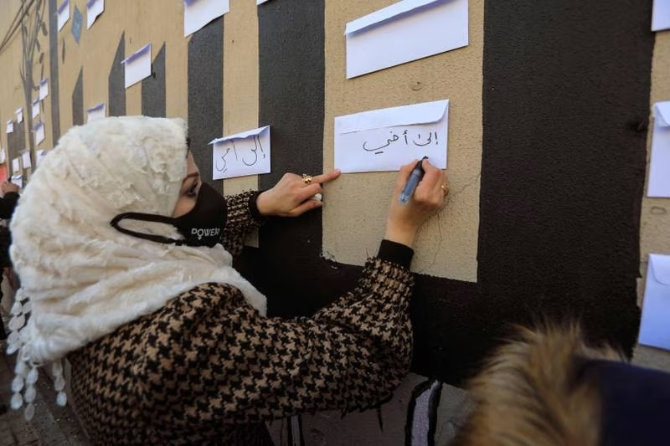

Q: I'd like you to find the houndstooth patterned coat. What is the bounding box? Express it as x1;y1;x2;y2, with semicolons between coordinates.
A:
68;191;414;445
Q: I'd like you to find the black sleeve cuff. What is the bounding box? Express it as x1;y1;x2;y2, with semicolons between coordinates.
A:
377;240;414;268
248;190;267;223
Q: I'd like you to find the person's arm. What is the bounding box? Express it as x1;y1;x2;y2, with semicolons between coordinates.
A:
139;247;413;426
220;191;265;256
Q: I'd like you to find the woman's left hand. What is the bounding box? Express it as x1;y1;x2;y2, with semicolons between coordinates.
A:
256;169;341;217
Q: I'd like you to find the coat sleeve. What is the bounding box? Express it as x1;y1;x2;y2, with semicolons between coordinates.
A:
0;192;19;219
139;254;414;427
221;190;264;256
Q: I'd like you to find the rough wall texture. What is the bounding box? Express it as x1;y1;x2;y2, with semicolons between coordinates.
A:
0;0;667;444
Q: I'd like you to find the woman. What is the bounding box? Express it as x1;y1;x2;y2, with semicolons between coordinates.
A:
6;116;448;444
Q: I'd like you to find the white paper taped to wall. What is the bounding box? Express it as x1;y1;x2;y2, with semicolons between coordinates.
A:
34;122;45;146
22;152;32;169
652;0;670;31
12;158;20;173
345;0;468;78
11;175;23;188
32;99;40;119
184;0;229;37
86;0;104;29
334;99;449;173
16;108;23;123
39;78;49;100
87;103;106;122
210;126;271;180
57;0;70;31
648;101;670;197
6;121;13;134
0;147;6;164
639;254;670;350
121;44;152;88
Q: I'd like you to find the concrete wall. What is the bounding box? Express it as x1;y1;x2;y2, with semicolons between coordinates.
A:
1;1;668;444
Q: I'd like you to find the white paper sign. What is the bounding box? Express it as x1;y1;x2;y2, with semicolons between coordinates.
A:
87;103;106;122
36;149;48;166
6;121;13;134
57;0;70;31
653;0;670;31
32;99;40;119
22;152;32;169
640;254;670;350
11;175;23;189
210;126;271;180
334;100;448;173
184;0;229;37
86;0;104;29
257;0;271;4
121;44;152;88
648;102;670;197
16;108;23;123
12;158;20;173
345;0;468;78
39;78;49;100
0;148;6;164
34;123;45;146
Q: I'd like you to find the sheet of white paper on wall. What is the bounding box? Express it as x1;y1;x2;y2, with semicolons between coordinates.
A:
12;158;20;174
334;100;448;173
647;102;670;197
39;78;49;100
86;0;104;29
652;0;670;31
87;103;106;122
34;123;45;146
22;152;32;169
257;0;271;4
210;126;271;180
639;254;670;350
122;44;152;88
345;0;468;78
11;175;23;189
57;0;70;31
0;148;6;165
32;99;40;119
36;150;48;166
16;108;23;123
184;0;230;37
6;121;13;134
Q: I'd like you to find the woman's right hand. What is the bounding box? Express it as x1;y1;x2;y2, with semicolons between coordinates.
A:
384;159;449;247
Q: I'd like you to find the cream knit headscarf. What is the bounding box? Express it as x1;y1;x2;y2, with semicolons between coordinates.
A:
6;116;266;420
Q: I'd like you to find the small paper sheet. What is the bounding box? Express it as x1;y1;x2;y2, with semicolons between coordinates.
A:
257;0;271;4
87;103;106;122
36;150;48;166
86;0;104;29
639;254;670;350
334;99;449;173
184;0;229;37
11;158;20;173
39;78;49;100
11;175;23;189
32;99;40;119
6;121;14;134
345;0;468;78
57;0;70;31
0;148;6;165
653;0;670;32
34;123;45;146
121;44;152;88
210;126;271;180
16;108;23;123
22;152;32;169
647;102;670;197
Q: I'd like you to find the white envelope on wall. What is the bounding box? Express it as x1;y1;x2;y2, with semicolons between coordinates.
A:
639;254;670;350
647;102;670;197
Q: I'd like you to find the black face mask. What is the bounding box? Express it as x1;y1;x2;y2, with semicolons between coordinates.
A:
110;182;227;247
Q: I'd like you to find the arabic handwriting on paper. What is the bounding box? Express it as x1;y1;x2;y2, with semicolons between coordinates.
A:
362;129;440;154
210;126;271;180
